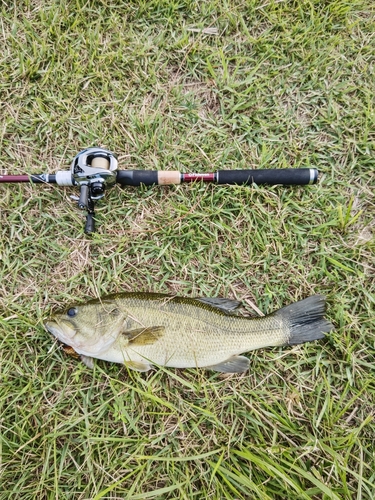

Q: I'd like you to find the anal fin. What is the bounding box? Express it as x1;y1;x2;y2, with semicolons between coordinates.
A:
205;355;250;373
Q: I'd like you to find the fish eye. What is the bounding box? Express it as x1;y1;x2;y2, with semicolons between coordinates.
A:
67;308;77;318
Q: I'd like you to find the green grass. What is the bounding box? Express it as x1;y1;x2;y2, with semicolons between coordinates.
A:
1;0;374;498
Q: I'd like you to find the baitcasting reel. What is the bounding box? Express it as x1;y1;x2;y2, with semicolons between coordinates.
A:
69;147;118;233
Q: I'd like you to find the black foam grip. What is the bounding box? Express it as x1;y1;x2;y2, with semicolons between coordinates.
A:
116;170;158;186
217;169;318;186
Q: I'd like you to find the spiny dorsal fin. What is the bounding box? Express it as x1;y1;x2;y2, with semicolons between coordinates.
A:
122;326;165;345
196;297;241;312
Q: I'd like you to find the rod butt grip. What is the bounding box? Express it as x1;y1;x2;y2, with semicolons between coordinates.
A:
216;168;318;186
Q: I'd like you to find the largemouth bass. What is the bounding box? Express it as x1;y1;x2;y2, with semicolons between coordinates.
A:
45;293;332;373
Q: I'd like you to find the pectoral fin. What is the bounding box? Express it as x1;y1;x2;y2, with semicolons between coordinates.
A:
124;360;153;372
205;355;250;373
122;326;165;345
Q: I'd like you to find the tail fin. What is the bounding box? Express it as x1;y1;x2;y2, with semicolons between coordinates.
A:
275;295;333;345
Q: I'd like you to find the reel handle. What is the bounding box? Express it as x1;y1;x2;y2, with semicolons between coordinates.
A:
78;185;89;210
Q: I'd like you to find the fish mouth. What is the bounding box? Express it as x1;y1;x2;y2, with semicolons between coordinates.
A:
45;319;76;346
45;320;61;338
45;321;80;358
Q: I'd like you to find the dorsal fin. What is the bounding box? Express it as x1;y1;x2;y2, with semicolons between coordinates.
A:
196;297;241;312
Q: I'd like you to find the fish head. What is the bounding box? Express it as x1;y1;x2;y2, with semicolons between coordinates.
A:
45;300;124;356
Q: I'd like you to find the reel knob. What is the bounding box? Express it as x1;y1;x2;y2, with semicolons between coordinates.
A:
90;181;105;197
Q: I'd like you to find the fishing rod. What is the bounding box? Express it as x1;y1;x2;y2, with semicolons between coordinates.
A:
0;147;319;234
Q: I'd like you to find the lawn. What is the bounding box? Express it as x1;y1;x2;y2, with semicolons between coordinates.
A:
0;1;374;498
